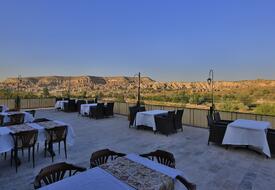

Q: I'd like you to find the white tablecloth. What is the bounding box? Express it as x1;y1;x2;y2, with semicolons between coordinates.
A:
0;111;34;124
39;154;188;190
0;105;8;112
0;120;75;153
55;101;68;110
222;119;271;157
80;104;97;115
135;110;168;131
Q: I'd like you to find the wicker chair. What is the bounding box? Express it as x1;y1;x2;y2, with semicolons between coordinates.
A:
10;130;38;172
155;113;177;136
0;115;4;126
63;100;77;112
104;102;114;117
176;175;197;190
207;115;227;145
7;113;25;125
33;162;86;189
89;103;105;119
267;129;275;156
90;149;126;168
214;112;233;125
140;150;176;168
175;109;184;131
25;110;36;117
33;118;51;123
45;126;68;162
76;100;86;114
128;106;139;127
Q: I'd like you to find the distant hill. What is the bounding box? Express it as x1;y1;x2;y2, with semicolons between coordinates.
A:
0;75;275;96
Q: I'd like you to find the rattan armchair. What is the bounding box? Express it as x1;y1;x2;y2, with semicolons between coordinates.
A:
140;149;176;168
89;103;105;119
104;102;114;117
63;100;77;112
155;113;177;136
90;149;126;168
33;162;86;189
207;115;227;145
0;115;4;126
267;129;275;156
76;100;86;114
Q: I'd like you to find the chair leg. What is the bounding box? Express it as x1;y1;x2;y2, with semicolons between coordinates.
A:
15;149;18;172
44;142;47;157
4;152;7;160
10;150;13;167
64;141;67;159
50;143;54;162
32;146;35;168
58;142;60;154
37;143;39;153
28;147;30;162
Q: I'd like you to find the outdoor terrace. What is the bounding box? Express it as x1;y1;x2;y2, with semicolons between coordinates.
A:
0;109;275;190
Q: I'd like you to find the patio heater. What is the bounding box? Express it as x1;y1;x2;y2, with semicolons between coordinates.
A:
15;75;22;110
134;72;141;107
207;69;214;116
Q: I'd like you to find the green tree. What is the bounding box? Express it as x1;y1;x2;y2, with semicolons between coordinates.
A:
42;87;50;97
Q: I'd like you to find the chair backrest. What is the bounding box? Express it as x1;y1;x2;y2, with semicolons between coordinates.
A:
167;111;176;118
140;150;176;168
45;126;67;142
33;118;51;123
138;106;146;112
76;100;86;112
6;109;19;112
55;97;62;102
207;115;214;128
9;113;25;125
10;130;38;149
33;162;86;189
87;100;95;104
129;106;139;125
90;149;126;168
106;102;114;109
175;109;184;129
26;110;36;117
213;112;221;122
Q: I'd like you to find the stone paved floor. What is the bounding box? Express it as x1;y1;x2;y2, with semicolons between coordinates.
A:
0;109;275;190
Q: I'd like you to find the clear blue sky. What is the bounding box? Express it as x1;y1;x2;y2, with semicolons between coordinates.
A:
0;0;275;81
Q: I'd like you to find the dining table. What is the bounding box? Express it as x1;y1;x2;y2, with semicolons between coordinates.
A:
0;120;75;154
222;119;271;157
0;111;34;124
39;154;189;190
135;110;169;131
80;103;97;116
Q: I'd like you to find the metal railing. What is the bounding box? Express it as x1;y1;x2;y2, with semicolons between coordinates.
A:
1;98;274;128
113;102;275;129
